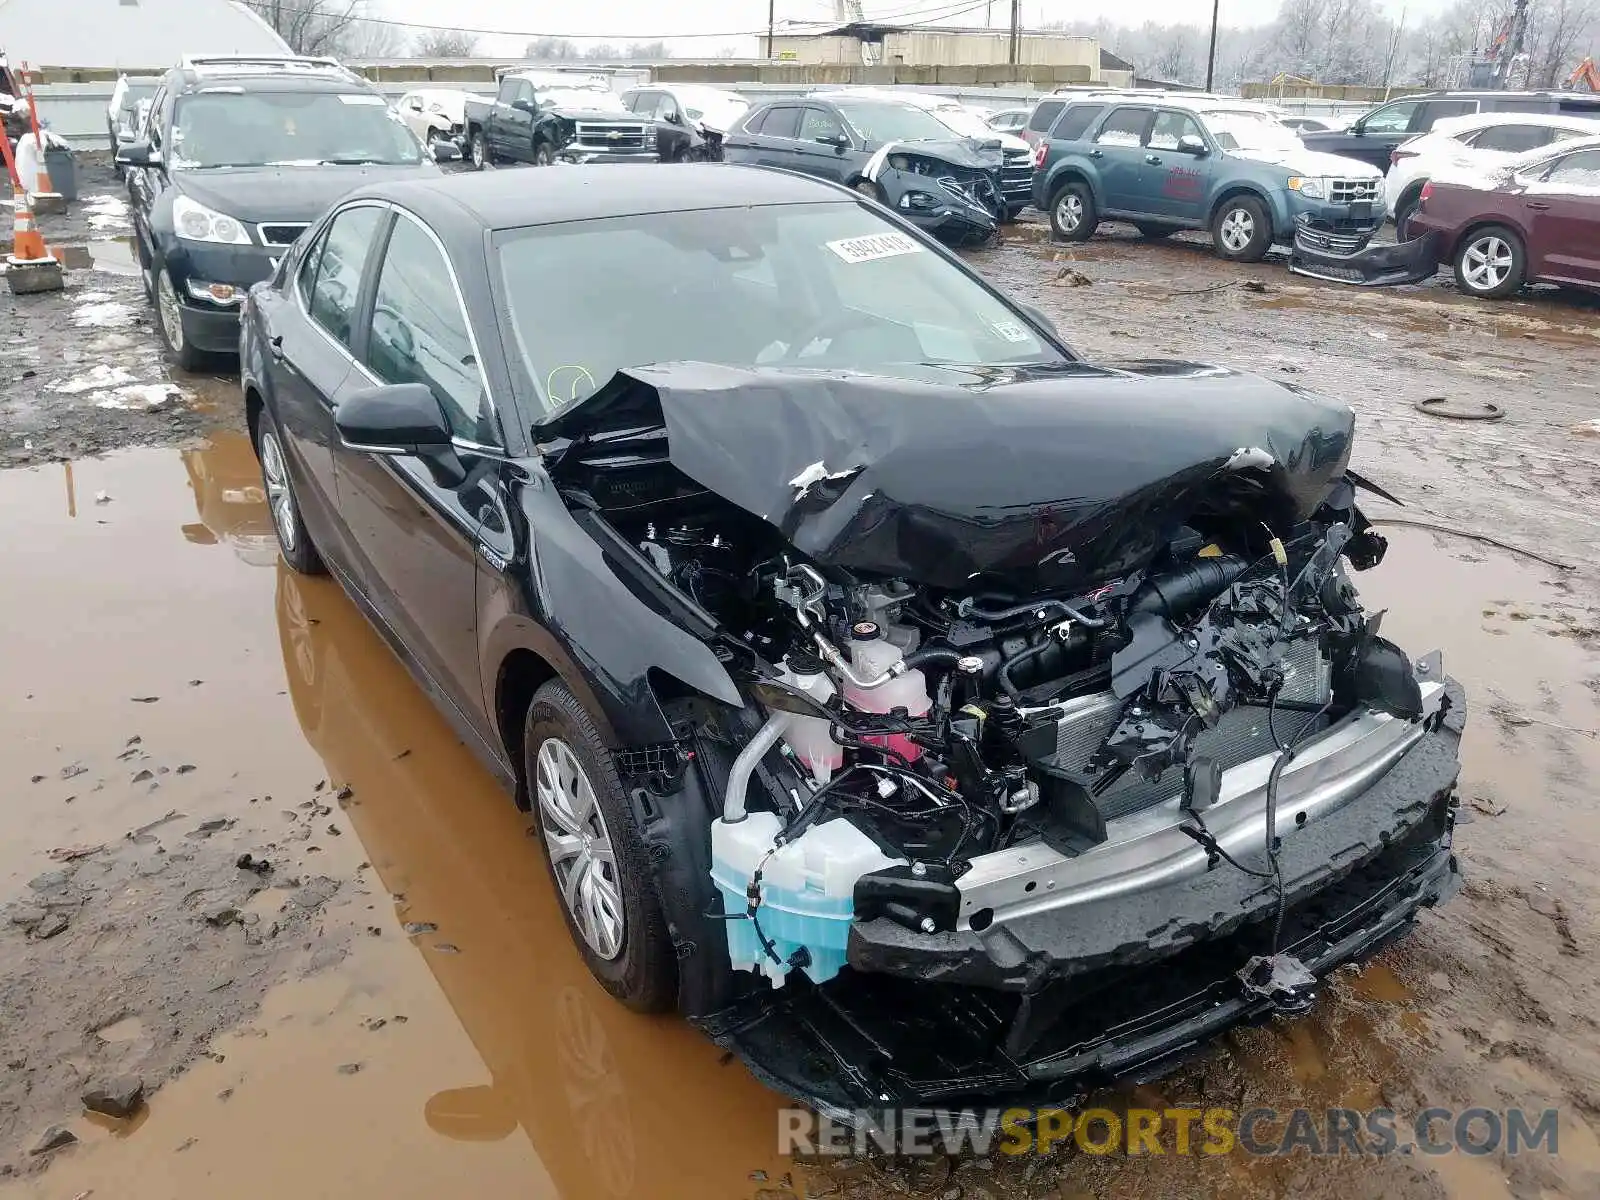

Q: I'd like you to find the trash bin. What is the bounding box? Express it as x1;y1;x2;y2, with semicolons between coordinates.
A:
44;147;78;201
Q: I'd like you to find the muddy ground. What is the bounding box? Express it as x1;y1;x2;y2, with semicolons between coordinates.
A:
1;165;1599;1200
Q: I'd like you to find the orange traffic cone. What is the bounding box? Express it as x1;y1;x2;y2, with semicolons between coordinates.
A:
19;63;65;214
2;134;63;294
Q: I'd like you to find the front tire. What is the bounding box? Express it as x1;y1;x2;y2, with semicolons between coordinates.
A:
470;131;489;170
1394;189;1423;241
152;263;207;372
255;408;325;576
852;178;881;202
1453;225;1526;299
1049;181;1097;242
525;681;676;1013
1212;195;1271;262
533;141;554;166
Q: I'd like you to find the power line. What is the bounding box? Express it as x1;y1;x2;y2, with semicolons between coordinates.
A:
248;0;997;43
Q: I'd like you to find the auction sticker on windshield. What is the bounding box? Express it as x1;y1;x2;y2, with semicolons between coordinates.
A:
826;232;923;264
337;94;388;105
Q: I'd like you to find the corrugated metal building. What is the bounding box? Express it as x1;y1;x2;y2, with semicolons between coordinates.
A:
0;0;290;70
769;24;1115;75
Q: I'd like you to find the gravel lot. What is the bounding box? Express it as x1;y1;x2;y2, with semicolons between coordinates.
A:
1;165;1598;1200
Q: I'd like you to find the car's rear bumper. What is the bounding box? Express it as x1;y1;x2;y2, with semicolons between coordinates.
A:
1289;218;1441;286
700;679;1465;1115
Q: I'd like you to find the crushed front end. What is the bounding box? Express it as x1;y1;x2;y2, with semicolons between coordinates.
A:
541;361;1465;1113
864;140;1005;246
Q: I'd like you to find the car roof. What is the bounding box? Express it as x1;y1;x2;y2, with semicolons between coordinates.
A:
646;83;747;102
168;54;371;94
356;164;847;231
1428;110;1600;134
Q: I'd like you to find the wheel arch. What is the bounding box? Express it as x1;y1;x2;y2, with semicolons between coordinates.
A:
1045;164;1098;207
1208;185;1276;241
1449;217;1528;266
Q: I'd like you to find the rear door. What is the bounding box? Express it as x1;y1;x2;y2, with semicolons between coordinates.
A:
267;202;388;573
794;104;853;181
1089;105;1153;213
1143;108;1212;221
334;208;505;733
752;104;804;170
1524;148;1600;287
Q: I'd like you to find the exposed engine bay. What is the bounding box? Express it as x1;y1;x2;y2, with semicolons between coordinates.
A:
543;360;1455;1015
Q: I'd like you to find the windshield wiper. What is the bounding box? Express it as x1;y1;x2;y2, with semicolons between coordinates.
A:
315;157;401;166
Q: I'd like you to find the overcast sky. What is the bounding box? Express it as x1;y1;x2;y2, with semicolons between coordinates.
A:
382;0;1454;57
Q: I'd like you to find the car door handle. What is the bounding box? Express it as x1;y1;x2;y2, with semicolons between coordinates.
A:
268;334;284;361
1145;154;1162;165
1525;200;1551;210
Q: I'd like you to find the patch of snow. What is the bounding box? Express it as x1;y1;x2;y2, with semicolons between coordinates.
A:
74;290;114;303
95;384;185;412
51;364;137;394
72;301;136;329
83;194;131;232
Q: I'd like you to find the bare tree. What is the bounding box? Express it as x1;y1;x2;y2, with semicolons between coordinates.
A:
524;36;582;60
244;1;375;56
413;30;480;57
344;17;408;58
1525;0;1597;88
626;41;672;59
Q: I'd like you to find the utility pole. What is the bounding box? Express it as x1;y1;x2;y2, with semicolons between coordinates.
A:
767;0;775;59
1008;0;1021;66
1205;0;1220;91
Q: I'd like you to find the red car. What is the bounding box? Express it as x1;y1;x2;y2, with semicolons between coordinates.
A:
1410;134;1600;298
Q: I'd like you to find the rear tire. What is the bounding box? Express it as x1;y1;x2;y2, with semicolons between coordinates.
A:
852;178;882;202
1453;225;1526;299
1212;195;1271;262
255;408;325;576
1393;189;1423;241
525;680;677;1013
1049;181;1097;242
470;131;489;170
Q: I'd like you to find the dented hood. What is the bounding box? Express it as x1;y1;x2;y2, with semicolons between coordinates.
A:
541;360;1355;593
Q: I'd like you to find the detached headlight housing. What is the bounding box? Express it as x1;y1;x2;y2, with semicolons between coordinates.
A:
172;195;250;245
1288;176;1327;200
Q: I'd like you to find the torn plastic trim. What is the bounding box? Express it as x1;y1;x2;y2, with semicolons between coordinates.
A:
951;654;1445;928
1289;220;1441;287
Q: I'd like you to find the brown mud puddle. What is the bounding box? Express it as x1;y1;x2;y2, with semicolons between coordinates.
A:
4;440;1600;1199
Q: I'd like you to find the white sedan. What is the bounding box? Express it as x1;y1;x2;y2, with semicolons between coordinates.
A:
394;88;476;147
1386;111;1600;232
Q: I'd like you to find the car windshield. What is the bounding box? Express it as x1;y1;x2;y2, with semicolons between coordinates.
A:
496;201;1064;409
834;101;959;143
170;90;424;168
539;88;625;112
1205;112;1303;152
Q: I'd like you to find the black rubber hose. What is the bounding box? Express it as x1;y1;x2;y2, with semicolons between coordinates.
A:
903;645;965;673
1128;555;1252;622
999;639;1056;702
961;596;1111;629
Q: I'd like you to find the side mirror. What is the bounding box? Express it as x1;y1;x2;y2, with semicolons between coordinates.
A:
117;139;158;167
430;140;461;163
336;383;466;487
1350;122;1366;136
511;97;534;113
1176;133;1208;156
662;109;682;125
818;133;848;151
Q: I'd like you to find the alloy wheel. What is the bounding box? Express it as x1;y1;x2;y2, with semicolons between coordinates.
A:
156;271;185;353
1461;235;1513;292
1055;192;1083;233
536;737;626;961
258;428;298;557
471;133;486;169
1219;208;1255;253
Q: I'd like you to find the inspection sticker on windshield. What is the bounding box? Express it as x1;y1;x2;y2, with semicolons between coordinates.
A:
337;94;388;105
826;232;923;264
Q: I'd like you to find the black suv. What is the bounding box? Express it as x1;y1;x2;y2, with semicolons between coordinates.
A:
1301;89;1600;171
119;54;456;370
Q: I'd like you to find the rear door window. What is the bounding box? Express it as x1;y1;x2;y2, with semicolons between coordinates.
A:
1050;103;1103;141
1027;100;1066;133
1471;124;1561;153
1412;100;1477;131
306;206;384;350
761;105;802;139
1095;106;1152;147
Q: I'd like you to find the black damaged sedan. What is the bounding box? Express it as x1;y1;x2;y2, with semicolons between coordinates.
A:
240;165;1464;1115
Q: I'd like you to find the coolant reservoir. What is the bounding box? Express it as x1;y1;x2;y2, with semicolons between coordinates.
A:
778;653;843;784
839;621;930;762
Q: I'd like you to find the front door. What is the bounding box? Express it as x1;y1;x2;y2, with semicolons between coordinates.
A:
794;105;852;181
1524;148;1600;287
1143;109;1212;221
1089;105;1153;212
333;209;502;733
